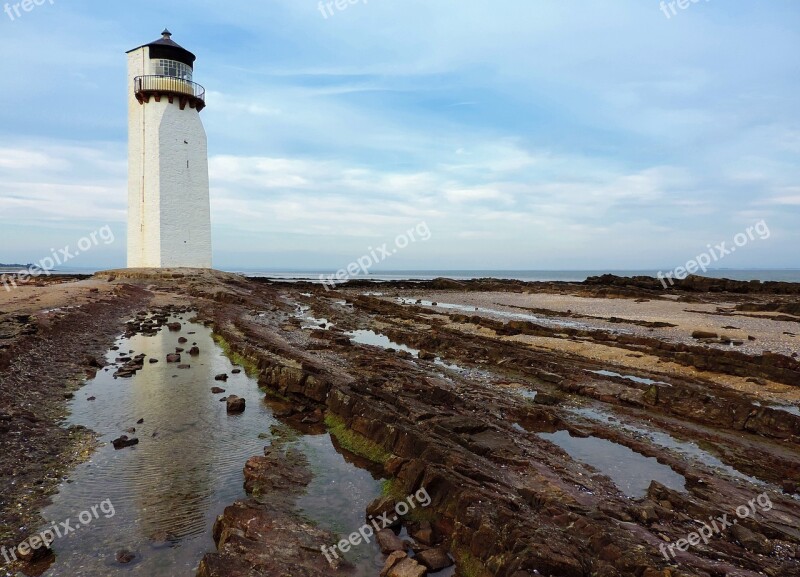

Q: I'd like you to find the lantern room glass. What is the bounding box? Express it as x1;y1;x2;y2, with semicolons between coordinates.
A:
153;59;193;81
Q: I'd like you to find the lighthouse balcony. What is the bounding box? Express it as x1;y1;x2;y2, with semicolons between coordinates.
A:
134;75;206;111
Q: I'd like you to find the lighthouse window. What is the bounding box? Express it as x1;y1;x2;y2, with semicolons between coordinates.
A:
154;59;193;81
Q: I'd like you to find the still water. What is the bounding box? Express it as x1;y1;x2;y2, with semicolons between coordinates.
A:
538;430;686;498
33;315;386;576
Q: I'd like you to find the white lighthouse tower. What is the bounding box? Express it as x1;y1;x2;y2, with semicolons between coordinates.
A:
126;30;212;269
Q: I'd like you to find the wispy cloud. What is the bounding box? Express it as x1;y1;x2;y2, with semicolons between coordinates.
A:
0;0;797;269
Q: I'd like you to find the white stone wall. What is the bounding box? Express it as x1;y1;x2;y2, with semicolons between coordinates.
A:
127;47;154;267
158;103;212;268
126;47;212;269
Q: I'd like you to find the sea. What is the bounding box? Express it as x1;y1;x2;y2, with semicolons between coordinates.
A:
202;269;800;283
4;268;800;283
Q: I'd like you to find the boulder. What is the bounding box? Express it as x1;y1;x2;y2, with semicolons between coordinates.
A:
15;541;52;562
166;353;181;363
380;551;408;577
387;557;426;577
691;330;718;340
116;549;136;564
367;495;399;519
410;521;434;546
376;528;405;554
415;548;453;571
227;395;246;413
112;436;139;450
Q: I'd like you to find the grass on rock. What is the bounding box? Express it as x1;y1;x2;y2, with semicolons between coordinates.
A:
324;414;390;465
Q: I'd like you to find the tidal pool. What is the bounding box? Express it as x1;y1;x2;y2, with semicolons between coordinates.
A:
348;329;468;373
30;316;396;576
538;430;686;498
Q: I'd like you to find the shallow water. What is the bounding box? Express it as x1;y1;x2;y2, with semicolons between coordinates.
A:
348;329;421;356
294;434;385;576
347;329;468;374
35;317;275;576
773;405;800;417
570;407;766;487
755;402;800;417
31;316;398;577
586;369;669;386
396;297;582;329
538;430;686;498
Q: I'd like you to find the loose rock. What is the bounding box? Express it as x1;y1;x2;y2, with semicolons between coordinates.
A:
112;436;139;450
226;395;246;413
380;551;408;577
415;548;453;571
376;528;405;554
387;557;426;577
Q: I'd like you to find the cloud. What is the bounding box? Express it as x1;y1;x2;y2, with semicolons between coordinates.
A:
0;148;68;171
0;144;126;225
0;0;798;268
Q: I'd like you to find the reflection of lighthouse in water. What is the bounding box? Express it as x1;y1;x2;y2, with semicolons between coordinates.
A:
128;322;216;541
126;30;212;269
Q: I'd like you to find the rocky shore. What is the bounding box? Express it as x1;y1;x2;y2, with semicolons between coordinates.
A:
2;270;799;576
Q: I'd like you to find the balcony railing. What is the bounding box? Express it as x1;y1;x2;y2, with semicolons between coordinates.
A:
134;75;206;111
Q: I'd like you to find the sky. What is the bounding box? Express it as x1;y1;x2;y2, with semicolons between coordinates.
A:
0;0;798;271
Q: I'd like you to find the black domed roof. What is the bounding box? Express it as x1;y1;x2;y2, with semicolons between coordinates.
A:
127;29;197;68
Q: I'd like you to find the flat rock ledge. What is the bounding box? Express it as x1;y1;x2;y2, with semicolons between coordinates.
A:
197;445;349;577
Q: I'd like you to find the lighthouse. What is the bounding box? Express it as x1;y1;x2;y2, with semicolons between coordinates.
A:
126;30;212;269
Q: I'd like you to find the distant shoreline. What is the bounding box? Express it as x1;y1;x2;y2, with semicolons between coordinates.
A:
3;267;800;283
